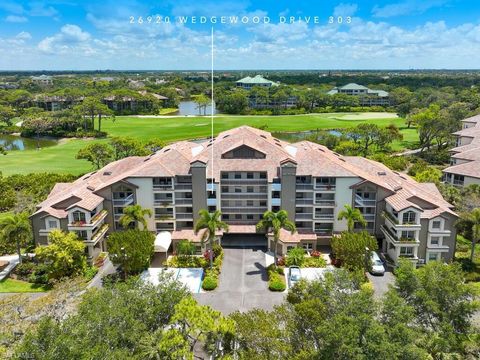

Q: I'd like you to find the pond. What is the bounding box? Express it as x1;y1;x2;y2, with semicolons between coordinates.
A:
177;100;218;116
0;134;57;151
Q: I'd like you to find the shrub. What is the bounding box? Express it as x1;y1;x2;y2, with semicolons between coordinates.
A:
331;231;378;272
311;250;321;258
277;256;286;266
303;257;327;268
177;240;196;259
107;229;154;275
285;247;306;267
28;264;50;285
83;266;99;281
14;262;36;278
202;276;218;291
212;243;223;258
269;279;286;292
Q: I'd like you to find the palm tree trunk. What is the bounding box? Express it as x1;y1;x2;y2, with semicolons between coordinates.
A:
471;240;476;262
98;114;102;132
16;239;22;264
273;239;277;267
209;238;214;270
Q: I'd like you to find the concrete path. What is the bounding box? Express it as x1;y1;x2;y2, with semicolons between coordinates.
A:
194;247;285;314
87;258;117;289
0;254;20;281
367;270;395;298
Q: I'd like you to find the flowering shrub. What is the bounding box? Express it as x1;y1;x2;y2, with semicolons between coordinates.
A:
277;256;286;266
311;250;322;258
203;250;215;261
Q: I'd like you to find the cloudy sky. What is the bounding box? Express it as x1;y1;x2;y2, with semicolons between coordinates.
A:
0;0;479;70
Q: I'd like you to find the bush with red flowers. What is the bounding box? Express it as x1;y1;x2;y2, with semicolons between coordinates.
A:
311;250;322;258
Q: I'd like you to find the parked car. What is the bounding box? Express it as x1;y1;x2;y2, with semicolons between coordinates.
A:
288;266;301;287
369;251;385;275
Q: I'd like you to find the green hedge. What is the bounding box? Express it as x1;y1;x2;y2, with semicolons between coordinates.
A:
202;276;217;291
267;264;286;292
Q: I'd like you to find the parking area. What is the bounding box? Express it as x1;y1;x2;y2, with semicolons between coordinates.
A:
141;267;204;293
367;270;395;298
194;241;284;314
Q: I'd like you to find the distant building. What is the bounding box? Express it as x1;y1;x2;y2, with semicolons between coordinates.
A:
31;74;53;86
236;75;278;90
0;82;19;89
443;114;480;187
327;83;391;106
34;95;83;111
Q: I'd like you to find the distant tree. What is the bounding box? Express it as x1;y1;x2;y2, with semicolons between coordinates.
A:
74;96;112;131
177;240;196;260
119;204;152;230
414;166;442;184
0;212;31;263
194;94;210;115
143;139;165;154
217;90;249;114
331;231;378;271
411;104;441;151
0;105;16;126
337;204;366;232
107;229;154;276
390;87;414;118
35;230;87;278
459;208;480;261
76;142;113;169
194;210;229;270
110;136;147;160
256;210;296;266
138;328;192;360
7;90;32;112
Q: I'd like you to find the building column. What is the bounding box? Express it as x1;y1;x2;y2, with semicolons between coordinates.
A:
280;160;297;222
87;244;94;265
191;160;208;225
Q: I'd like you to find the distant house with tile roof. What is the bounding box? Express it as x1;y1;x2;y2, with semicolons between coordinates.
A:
328;83;391;106
32;126;457;266
443;114;480;187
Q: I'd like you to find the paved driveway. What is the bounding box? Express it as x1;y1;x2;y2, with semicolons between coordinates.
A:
194;246;285;314
367;270;395;298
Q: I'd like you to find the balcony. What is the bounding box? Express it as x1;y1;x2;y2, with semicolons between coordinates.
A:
221;179;267;185
296;183;314;190
382;210;398;225
174;184;192;190
69;209;107;229
176;213;193;219
271;198;281;207
153;184;173;190
271;183;281;191
381;225;419;244
314;184;336;191
90;224;109;244
221;193;268;199
154;198;174;206
175;198;192;205
295;213;313;220
354;194;376;207
207;198;217;206
314;214;335;220
155;214;174;221
315;228;333;236
221;207;267;214
206;183;217;192
113;194;134;206
315;200;335;206
296;198;314;205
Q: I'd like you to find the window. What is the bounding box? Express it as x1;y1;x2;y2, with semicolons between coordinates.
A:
235;201;242;207
302;243;313;251
223;214;230;220
48;220;58;229
221;186;228;193
234;173;242;179
221;173;228;179
72;211;86;223
247;214;254;220
247;172;254;179
401;230;415;240
402;211;416;224
247;186;254;193
247;200;254;206
76;230;88;240
260;201;267;207
259;173;266;179
432;220;442;229
235;214;242;220
399;247;414;256
428;252;439;262
430;236;440;245
234;187;242;193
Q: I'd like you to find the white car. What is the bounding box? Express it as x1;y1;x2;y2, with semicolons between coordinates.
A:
288;266;302;287
369;251;385;275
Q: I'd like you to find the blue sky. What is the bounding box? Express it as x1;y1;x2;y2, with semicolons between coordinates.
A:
0;0;479;70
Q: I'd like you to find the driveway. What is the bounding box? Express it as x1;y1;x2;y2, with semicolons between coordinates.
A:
367;270;395;298
194;245;285;314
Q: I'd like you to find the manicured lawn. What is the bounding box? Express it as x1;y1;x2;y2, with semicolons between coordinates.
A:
158;107;178;115
0;278;50;293
0;112;417;175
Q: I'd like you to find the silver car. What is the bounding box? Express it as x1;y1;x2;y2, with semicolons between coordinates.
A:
369;251;385;275
288;266;302;287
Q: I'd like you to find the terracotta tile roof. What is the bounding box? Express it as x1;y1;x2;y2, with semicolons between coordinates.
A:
171;229;223;242
460;114;480;123
227;225;258;233
444;161;480;178
271;228;317;243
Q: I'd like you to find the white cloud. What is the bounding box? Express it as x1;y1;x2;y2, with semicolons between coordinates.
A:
0;1;24;15
29;1;59;17
5;15;28;23
333;3;358;17
372;0;449;18
38;24;91;54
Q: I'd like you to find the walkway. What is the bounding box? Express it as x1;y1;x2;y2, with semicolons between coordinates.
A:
0;254;20;281
194;246;285;314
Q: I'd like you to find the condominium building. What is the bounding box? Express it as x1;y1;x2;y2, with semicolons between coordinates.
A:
236;75;278;90
31;126;456;266
327;83;391;106
31;74;53;86
443;114;480;187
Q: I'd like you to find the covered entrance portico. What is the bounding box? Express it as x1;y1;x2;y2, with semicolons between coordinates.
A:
221;225;267;249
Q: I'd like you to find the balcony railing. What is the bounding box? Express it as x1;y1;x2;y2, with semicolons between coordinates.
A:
155;214;174;220
315;200;335;206
295;213;313;219
221;193;268;199
221;207;267;214
153;184;173;190
296;184;314;190
175;198;192;205
315;214;335;220
296;198;314;205
315;229;333;236
355;194;376;207
174;184;192;190
154;200;174;206
315;184;336;191
90;224;109;244
69;209;108;228
382;211;399;224
381;225;418;243
176;213;193;219
221;179;267;185
113;194;134;206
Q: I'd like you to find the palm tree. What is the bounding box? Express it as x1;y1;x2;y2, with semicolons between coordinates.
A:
0;212;32;264
337;204;366;232
256;210;296;266
119;205;152;230
194;210;229;270
463;208;480;262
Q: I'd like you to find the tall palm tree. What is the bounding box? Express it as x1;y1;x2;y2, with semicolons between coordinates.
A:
0;212;32;264
256;210;296;266
463;208;480;262
337;204;366;232
119;205;152;230
194;210;229;270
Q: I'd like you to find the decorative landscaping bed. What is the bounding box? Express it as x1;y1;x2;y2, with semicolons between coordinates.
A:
267;264;286;292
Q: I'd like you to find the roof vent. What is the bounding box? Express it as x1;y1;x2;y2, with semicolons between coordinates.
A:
394;185;403;191
223;134;230;139
87;185;95;191
103;171;112;176
275;143;282;147
260;135;267;139
164;148;171;153
377;171;387;176
318;147;325;152
333;152;340;157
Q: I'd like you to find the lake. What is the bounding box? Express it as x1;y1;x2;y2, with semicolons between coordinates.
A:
0;134;57;151
273;129;343;142
178;101;217;116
